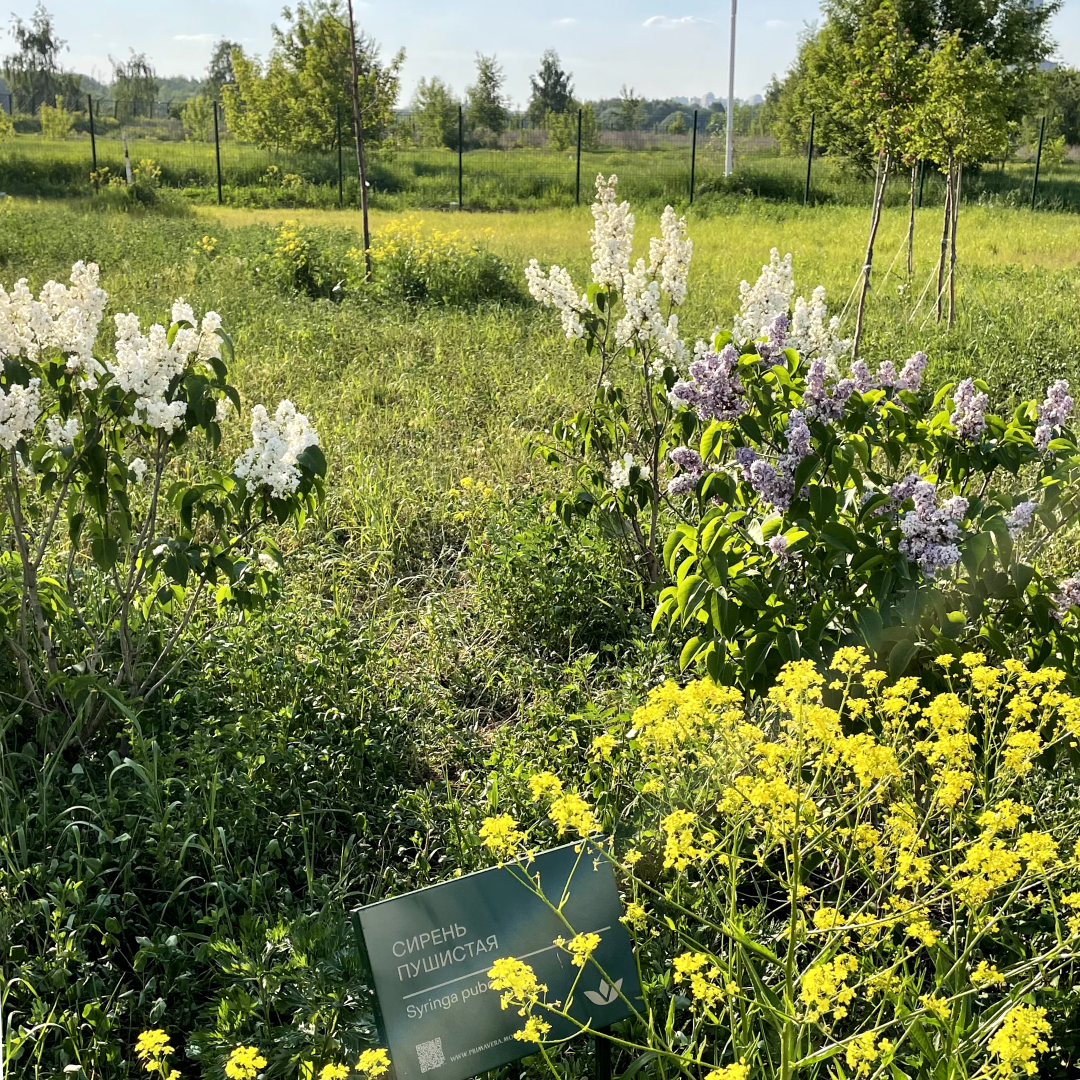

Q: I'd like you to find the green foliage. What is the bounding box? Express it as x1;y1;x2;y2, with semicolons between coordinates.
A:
614;84;644;132
0;105;14;142
111;50;158;122
464;53;508;137
180;94;215;141
411;76;460;151
38;92;73;139
2;2;81;114
222;2;404;153
527;48;573;124
665;110;688;135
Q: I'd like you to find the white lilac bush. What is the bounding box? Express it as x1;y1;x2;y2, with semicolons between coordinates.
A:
529;177;1080;690
0;262;325;739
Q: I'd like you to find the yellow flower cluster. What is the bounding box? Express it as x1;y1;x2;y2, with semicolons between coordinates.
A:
355;1048;391;1078
487;956;547;1014
661;809;713;870
630;678;743;758
845;1032;894;1078
319;1066;349;1080
515;1015;552;1044
528;772;597;836
800;954;859;1022
478;814;525;859
135;1030;178;1080
672;951;725;1010
556;931;600;967
225;1046;268;1080
705;1063;749;1080
988;1004;1051;1077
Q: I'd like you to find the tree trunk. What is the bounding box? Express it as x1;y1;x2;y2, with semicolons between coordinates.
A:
936;155;953;324
948;161;962;328
852;150;889;361
346;0;372;281
906;162;917;278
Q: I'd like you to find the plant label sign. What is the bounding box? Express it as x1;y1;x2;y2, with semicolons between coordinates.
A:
354;841;640;1080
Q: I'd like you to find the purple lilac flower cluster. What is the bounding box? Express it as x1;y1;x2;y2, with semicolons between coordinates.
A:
743;410;812;511
667;446;706;495
898;480;967;578
848;352;927;395
669;344;746;422
757;313;789;366
1005;500;1037;540
950;378;988;442
1052;576;1080;622
803;358;855;421
1035;380;1074;453
767;534;790;561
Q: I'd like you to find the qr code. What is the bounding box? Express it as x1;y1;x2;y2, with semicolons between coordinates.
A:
416;1037;445;1073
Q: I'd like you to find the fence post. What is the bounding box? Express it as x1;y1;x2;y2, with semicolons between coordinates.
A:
88;94;97;180
803;111;815;206
690;109;698;205
917;159;926;208
213;101;223;205
337;103;344;207
596;1026;612;1080
575;107;582;206
458;104;464;210
1030;115;1046;211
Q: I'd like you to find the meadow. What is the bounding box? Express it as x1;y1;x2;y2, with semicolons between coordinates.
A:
3;131;1080;211
3;193;1080;1079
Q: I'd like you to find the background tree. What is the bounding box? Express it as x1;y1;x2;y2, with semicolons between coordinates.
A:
911;32;1010;326
545;100;600;151
180;94;215;140
412;76;460;150
526;49;572;124
3;3;79;113
110;51;158;122
465;53;508;137
203;38;241;102
614;84;644;132
38;93;72;138
222;0;403;153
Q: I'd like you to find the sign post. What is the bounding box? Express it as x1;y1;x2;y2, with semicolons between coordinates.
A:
355;841;640;1080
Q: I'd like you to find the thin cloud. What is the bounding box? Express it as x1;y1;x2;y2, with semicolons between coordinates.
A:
765;19;790;29
643;15;712;29
174;33;215;42
554;17;577;25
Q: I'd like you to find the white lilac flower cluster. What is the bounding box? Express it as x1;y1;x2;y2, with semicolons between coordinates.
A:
1005;500;1037;540
233;399;320;499
1052;576;1080;622
608;452;650;491
735;410;813;511
0;378;42;451
526;176;690;366
45;415;80;447
668;344;745;421
1035;380;1073;453
950;378;988;442
524;261;588;340
898;480;967;577
590;174;635;291
733;250;849;368
0;262;109;387
109;301;223;434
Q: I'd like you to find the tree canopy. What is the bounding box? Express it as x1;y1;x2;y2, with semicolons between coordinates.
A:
527;49;573;123
222;0;403;152
466;53;508;135
111;50;158;121
3;3;80;113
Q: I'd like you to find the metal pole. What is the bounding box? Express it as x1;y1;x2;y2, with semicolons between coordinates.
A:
575;107;582;206
458;103;464;210
1030;115;1046;211
88;94;97;179
803;110;815;205
337;103;344;207
724;0;737;176
689;108;698;204
597;1026;612;1080
917;158;926;208
213;101;223;205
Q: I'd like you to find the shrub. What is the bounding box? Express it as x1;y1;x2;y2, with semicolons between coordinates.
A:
0;261;325;742
481;650;1080;1078
527;177;1080;691
360;215;521;306
180;94;215;141
39;94;75;140
0;106;13;142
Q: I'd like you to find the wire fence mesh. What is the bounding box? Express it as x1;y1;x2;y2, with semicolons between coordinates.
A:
2;101;1079;213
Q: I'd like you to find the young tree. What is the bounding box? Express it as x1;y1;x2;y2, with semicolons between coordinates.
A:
545;100;600;152
412;77;460;150
111;51;158;122
180;94;215;140
203;38;241;101
615;84;644;132
3;3;79;113
911;33;1010;326
38;93;73;138
465;53;508;136
222;1;403;153
527;49;573;123
843;1;921;358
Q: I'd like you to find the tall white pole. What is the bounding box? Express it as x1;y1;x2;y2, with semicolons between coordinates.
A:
725;0;737;176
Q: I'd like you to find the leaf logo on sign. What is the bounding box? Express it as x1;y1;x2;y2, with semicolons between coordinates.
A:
585;978;623;1006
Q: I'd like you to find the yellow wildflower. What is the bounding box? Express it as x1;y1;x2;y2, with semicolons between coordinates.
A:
355;1049;391;1079
800;954;859;1022
556;931;600;967
705;1064;749;1080
845;1032;892;1078
548;792;597;836
971;960;1006;988
514;1015;551;1043
479;814;525;858
591;732;617;759
622;902;648;930
661;809;710;869
135;1030;178;1080
529;772;563;801
225;1046;268;1080
319;1066;349;1080
988;1004;1051;1077
919;994;951;1022
1016;831;1057;874
488;957;546;1013
1002;730;1042;775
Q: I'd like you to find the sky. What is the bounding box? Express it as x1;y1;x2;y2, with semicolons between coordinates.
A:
6;0;1080;105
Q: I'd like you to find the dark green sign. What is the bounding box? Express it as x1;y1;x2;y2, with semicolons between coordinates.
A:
354;841;640;1080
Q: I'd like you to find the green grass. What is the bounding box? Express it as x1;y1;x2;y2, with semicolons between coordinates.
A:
2;196;1080;1077
4;132;1080;211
